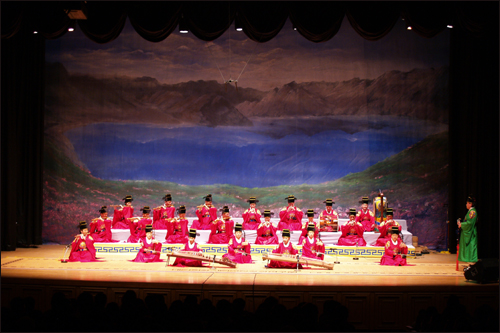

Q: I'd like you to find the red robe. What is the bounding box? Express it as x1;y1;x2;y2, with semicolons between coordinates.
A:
297;221;320;245
255;222;279;245
356;209;375;232
192;205;218;230
68;235;98;262
127;218;151;243
132;237;162;262
242;208;262;230
319;209;339;232
89;218;118;243
278;206;303;231
337;221;367;246
153;205;175;229
112;206;133;229
171;242;204;267
223;235;252;264
208;219;234;244
301;236;325;261
380;238;408;266
267;242;302;269
164;218;189;244
373;220;402;246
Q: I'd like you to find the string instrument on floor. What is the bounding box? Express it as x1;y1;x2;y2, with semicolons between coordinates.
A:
165;250;237;268
262;252;334;270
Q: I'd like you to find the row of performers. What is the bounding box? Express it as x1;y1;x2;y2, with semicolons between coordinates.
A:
68;221;409;266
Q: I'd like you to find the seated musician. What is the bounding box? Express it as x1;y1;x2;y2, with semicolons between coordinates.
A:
68;221;98;262
172;229;204;267
242;197;262;230
89;206;118;243
132;225;162;263
278;195;303;231
165;205;189;244
301;223;325;261
153;193;175;229
372;208;401;247
356;197;375;232
192;194;217;230
297;209;320;245
112;195;134;229
337;208;367;246
223;224;252;264
380;226;408;266
207;206;234;244
319;199;339;232
267;229;302;269
127;206;152;243
255;210;278;245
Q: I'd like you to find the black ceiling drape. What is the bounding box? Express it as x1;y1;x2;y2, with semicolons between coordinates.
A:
77;2;127;44
289;2;345;43
126;2;182;43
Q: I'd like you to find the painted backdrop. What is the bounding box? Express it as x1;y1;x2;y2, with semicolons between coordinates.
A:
44;18;449;248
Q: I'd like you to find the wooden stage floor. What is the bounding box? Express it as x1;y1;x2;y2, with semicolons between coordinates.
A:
2;245;498;330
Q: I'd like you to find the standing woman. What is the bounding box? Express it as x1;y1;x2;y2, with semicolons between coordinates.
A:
457;196;478;264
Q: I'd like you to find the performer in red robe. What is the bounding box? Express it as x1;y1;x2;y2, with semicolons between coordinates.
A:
301;223;325;261
67;221;98;262
267;229;303;269
192;194;217;230
373;208;402;246
319;199;339;232
242;197;262;230
89;206;118;243
127;206;152;243
152;193;175;229
356;197;376;232
208;206;234;244
132;225;163;262
337;208;367;246
223;224;252;264
278;195;303;231
172;229;204;267
380;226;408;266
112;195;134;229
255;210;279;245
165;205;189;244
297;209;320;245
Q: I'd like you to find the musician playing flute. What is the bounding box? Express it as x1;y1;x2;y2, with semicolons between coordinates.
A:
192;194;217;230
68;221;98;262
242;197;262;230
112;195;134;229
223;224;252;264
356;197;376;232
380;226;408;266
132;225;162;263
165;205;189;244
319;199;339;232
207;206;234;244
301;223;325;261
297;209;320;245
255;210;278;245
267;229;302;269
337;208;367;246
153;193;175;229
127;206;152;243
278;195;303;231
89;206;118;243
171;229;204;267
372;208;401;247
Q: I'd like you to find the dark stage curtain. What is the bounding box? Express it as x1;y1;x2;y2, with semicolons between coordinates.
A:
345;2;400;41
289;2;345;43
183;1;236;42
126;2;182;43
78;2;127;44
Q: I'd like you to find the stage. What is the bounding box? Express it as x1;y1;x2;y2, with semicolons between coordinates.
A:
2;246;498;331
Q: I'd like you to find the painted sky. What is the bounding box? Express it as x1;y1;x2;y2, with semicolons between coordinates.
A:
46;16;450;91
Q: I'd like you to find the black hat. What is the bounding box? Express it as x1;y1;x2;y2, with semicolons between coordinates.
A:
247;197;259;203
285;195;296;202
141;206;151;213
466;195;476;205
79;221;88;230
389;226;399;234
145;224;153;233
123;195;133;203
99;206;107;214
282;229;291;238
189;228;197;238
235;223;243;232
323;199;335;206
162;194;172;201
177;205;186;214
204;194;212;202
263;209;274;217
359;197;369;204
349;208;357;216
307;209;315;218
220;205;230;213
386;208;393;216
307;223;315;232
